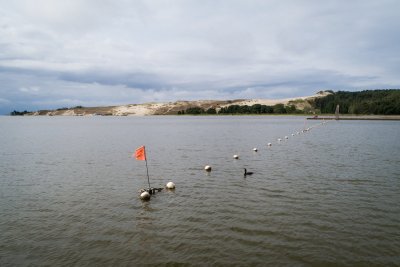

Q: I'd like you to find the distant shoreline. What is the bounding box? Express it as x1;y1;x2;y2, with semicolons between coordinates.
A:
7;90;400;117
8;92;330;116
307;115;400;121
4;114;400;120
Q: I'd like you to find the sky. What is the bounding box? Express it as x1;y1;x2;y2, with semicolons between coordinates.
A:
1;0;400;114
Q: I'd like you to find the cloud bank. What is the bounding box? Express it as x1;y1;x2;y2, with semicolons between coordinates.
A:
1;0;399;113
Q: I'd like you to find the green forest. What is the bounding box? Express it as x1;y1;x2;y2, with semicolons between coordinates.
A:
312;89;400;115
178;103;300;115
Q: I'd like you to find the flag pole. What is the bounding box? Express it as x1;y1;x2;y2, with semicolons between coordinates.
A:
145;157;151;188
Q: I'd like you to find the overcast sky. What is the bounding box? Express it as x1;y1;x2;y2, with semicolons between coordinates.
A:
1;0;399;114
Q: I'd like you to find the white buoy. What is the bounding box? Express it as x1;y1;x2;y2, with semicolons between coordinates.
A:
267;143;272;146
285;136;288;139
291;133;295;136
278;138;282;142
296;131;300;135
166;181;175;189
204;165;212;172
233;155;239;159
253;148;258;152
140;191;151;200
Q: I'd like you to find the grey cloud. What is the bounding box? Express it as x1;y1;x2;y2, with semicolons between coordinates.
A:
0;0;400;114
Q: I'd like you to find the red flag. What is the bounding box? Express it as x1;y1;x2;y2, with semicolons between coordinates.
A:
134;146;146;161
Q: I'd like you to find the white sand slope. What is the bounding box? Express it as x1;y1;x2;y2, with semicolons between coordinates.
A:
113;103;166;116
221;92;331;108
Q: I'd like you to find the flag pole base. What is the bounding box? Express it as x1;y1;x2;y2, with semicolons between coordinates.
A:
139;187;163;195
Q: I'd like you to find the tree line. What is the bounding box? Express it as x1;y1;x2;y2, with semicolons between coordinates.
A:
10;106;85;116
178;103;301;115
10;110;30;116
178;90;400;115
312;89;400;115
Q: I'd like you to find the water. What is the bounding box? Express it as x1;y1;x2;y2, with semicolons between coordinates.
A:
0;116;399;266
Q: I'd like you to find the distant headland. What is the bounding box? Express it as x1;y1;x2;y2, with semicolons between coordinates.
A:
9;89;400;116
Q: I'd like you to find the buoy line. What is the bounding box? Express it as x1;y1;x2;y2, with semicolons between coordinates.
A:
134;119;331;201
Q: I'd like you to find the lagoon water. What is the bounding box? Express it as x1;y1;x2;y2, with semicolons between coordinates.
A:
0;116;399;266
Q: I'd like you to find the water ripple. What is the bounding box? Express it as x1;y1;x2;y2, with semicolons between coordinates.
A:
1;116;399;266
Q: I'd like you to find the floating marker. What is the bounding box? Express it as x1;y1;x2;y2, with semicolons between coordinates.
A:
253;148;258;152
140;191;151;200
278;138;282;142
166;181;175;189
291;133;295;136
233;155;239;159
285;136;288;139
204;165;212;172
267;143;272;146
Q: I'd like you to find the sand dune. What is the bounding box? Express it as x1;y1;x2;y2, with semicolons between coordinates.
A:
29;91;330;116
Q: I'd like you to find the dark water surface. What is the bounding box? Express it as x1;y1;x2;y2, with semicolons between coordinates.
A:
1;116;399;266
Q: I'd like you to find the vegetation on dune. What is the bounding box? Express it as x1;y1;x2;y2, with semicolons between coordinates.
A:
178;90;400;115
10;110;31;116
178;103;303;115
218;103;302;114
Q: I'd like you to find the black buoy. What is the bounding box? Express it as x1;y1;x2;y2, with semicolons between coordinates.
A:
244;168;253;176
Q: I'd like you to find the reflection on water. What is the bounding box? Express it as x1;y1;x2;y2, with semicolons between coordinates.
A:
0;116;399;266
